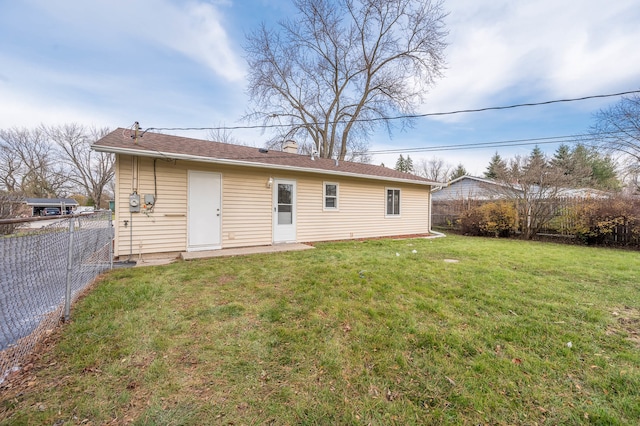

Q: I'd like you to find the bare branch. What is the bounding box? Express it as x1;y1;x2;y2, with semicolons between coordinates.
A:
44;124;114;207
244;0;447;160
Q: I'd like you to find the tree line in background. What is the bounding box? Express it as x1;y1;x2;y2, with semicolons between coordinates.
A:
396;143;621;190
395;154;469;182
463;144;623;240
396;93;640;195
0;124;114;212
427;94;640;244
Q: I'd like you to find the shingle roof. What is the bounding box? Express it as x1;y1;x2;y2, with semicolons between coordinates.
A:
92;128;440;186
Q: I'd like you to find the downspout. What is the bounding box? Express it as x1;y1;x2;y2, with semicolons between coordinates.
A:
429;185;446;238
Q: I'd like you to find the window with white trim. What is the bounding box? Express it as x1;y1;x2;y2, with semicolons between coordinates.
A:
324;182;338;210
386;188;400;216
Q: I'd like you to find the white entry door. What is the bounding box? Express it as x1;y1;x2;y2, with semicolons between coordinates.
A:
188;171;221;251
273;179;296;243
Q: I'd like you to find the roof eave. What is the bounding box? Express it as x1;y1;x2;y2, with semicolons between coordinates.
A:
93;145;440;187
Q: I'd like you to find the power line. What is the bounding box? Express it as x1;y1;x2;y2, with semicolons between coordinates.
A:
367;134;583;154
392;89;640;120
381;138;580;154
142;89;640;133
363;131;628;155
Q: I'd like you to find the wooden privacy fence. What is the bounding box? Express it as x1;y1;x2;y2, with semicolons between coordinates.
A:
432;196;640;247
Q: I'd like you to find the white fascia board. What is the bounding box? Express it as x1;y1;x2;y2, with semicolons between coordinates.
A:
93;145;441;187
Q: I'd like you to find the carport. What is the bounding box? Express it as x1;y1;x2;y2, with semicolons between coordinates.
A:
24;198;79;216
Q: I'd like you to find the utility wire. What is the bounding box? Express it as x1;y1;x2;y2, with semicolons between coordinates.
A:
142;89;640;133
363;131;625;155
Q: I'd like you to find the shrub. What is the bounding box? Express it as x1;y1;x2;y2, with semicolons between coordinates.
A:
458;207;483;236
478;201;518;237
563;196;640;245
458;201;517;237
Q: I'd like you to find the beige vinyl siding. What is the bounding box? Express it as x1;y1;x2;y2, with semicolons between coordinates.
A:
114;154;431;257
114;156;276;256
219;166;273;248
296;175;431;242
114;155;188;257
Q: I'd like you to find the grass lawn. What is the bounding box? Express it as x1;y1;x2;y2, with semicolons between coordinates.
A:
1;235;639;425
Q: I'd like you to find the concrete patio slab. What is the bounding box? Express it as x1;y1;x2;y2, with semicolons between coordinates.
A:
128;243;314;267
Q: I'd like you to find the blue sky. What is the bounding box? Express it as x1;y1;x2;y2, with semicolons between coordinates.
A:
1;0;639;175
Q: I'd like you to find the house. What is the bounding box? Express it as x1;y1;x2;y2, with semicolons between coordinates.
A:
431;175;511;202
24;198;79;216
430;176;512;226
92;129;440;259
431;175;612;229
432;175;610;203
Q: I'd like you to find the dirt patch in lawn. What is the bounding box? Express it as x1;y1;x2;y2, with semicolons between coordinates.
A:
608;306;640;348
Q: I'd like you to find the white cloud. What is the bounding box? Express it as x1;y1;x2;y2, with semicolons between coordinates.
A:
22;0;245;83
145;1;247;82
424;0;640;116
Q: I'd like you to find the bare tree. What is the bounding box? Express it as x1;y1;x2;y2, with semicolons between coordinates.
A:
245;0;447;160
207;124;242;145
343;138;372;163
0;191;30;233
45;124;114;208
493;150;590;239
416;156;452;181
0;127;69;197
590;94;640;177
0;139;22;193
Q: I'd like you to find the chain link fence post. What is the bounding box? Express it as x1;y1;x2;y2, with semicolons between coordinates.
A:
64;216;75;322
109;211;114;270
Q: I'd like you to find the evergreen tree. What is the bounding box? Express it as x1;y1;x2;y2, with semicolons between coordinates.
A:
405;155;415;174
484;151;507;179
395;154;415;173
590;154;620;190
524;146;547;184
529;145;546;167
535;144;620;189
449;163;467;180
551;144;572;175
572;145;620;190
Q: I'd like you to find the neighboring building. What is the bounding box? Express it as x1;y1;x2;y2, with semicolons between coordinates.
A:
431;176;512;226
93;129;440;259
431;175;611;228
24;198;79;216
431;175;511;203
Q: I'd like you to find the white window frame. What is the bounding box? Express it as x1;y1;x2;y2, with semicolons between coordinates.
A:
323;182;339;211
385;187;401;217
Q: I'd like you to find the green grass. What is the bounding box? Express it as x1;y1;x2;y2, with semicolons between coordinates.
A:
1;235;639;425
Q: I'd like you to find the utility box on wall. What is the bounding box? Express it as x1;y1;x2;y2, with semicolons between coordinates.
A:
144;194;155;207
129;193;140;213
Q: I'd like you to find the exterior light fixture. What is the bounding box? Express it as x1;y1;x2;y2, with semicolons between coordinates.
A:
267;177;274;188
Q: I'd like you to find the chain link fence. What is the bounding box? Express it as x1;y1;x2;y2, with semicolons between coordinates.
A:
1;211;113;383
